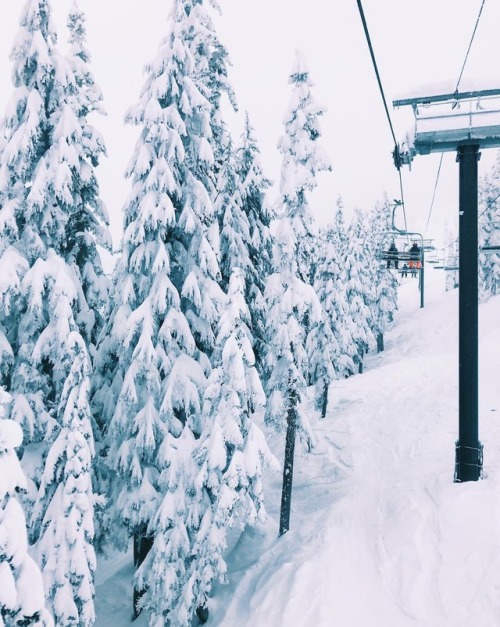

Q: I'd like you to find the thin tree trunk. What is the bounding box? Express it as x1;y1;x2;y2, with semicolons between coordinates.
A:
196;605;209;624
133;532;154;619
321;382;328;419
358;360;363;374
279;396;298;537
377;332;384;353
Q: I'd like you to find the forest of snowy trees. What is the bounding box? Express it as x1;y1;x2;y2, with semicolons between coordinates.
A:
0;1;499;626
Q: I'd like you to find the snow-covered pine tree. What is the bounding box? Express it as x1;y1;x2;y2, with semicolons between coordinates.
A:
327;198;359;379
277;50;331;285
265;219;322;537
65;0;111;347
217;138;249;289
217;116;274;377
305;274;337;417
92;0;228;619
0;1;108;621
310;204;358;416
344;208;376;373
139;268;278;624
65;0;111;554
187;0;237;177
266;51;330;536
32;335;96;626
479;153;500;301
368;196;398;352
0;387;53;627
444;226;459;291
234;113;273;374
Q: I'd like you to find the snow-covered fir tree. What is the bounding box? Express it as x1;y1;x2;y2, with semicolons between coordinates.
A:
234;113;273;374
217;138;249;289
326;198;359;379
187;0;238;176
265;218;322;537
368;196;398;352
344;208;376;373
310;201;358;416
0;0;108;622
65;0;111;346
138;269;278;624
444;226;459;291
479;153;500;301
305;274;337;417
92;0;238;620
277;50;331;285
217;114;273;375
0;388;53;627
265;50;330;536
33;336;96;626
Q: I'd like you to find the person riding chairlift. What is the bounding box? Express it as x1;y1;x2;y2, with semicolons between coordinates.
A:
409;242;421;277
409;242;421;265
387;240;399;269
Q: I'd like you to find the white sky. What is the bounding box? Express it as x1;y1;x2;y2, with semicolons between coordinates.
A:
1;0;500;259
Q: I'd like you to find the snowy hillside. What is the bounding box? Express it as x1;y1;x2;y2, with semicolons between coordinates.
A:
95;268;500;627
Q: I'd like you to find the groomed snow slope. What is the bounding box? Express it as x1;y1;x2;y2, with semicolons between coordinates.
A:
96;269;500;627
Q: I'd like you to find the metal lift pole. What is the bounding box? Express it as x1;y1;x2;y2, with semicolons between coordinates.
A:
455;143;481;482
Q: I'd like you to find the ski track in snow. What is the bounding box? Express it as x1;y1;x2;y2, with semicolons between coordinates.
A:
96;270;500;627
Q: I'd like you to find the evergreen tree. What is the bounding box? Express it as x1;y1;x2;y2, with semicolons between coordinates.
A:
0;1;107;621
327;198;358;378
265;219;321;537
187;0;237;175
479;153;500;300
138;269;277;624
276;50;331;285
235;113;273;373
33;336;96;626
0;387;53;627
65;0;111;347
265;51;330;536
310;203;358;416
218;114;273;375
444;226;459;291
344;209;376;373
92;0;231;619
217;138;249;290
368;197;398;352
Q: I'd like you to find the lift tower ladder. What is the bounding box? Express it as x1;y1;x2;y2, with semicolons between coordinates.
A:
393;87;500;482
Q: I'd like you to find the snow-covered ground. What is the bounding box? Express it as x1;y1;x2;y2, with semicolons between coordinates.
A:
96;267;500;627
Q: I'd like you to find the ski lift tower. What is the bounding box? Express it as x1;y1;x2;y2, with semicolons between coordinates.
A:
393;87;500;482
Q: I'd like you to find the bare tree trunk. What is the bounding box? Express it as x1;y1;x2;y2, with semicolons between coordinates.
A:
377;332;384;353
279;393;298;537
133;532;154;619
321;382;328;419
196;605;209;624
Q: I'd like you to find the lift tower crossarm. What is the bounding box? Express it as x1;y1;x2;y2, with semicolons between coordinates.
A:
393;88;500;108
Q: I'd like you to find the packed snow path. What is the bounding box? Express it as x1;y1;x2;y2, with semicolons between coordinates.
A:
95;270;500;626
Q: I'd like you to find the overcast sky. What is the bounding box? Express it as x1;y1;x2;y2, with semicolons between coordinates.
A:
1;0;500;260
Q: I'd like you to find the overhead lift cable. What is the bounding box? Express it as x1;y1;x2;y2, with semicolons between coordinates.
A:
423;154;444;237
456;0;487;92
424;0;487;235
355;0;408;232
